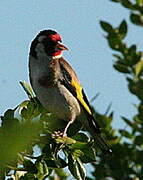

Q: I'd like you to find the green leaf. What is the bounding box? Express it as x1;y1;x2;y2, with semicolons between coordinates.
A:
36;160;49;180
100;21;114;33
20;81;35;99
129;44;137;54
68;154;83;180
20;100;41;120
67;120;82;136
141;166;143;176
23;160;37;173
1;109;20;128
134;135;143;146
136;0;143;6
55;136;76;145
135;60;143;77
44;159;58;168
138;104;143;115
130;13;143;26
3;109;14;119
119;20;128;39
54;168;69;180
128;78;143;101
121;0;133;9
80;145;96;163
19;173;37;179
18;100;29;110
128;45;140;66
119;129;133;139
72;133;89;142
0;119;41;169
71;141;96;163
122;116;140;131
113;63;130;73
76;158;86;180
45;157;67;168
71;142;88;150
122;117;134;128
42;144;53;157
73;149;84;159
107;34;125;51
113;54;123;61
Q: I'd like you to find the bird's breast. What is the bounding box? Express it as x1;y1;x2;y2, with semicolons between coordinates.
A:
33;81;81;120
29;56;81;120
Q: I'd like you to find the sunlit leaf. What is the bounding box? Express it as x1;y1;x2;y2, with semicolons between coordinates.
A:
135;60;143;77
136;0;143;6
55;136;76;145
36;160;49;180
0;120;41;169
20;81;35;99
68;154;83;180
76;158;86;180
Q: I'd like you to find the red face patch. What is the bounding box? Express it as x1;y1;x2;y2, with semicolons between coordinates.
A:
49;33;62;42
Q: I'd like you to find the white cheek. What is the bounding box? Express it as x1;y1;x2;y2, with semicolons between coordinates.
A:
52;52;63;59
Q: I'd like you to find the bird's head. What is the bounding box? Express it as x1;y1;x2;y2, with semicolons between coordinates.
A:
30;30;68;59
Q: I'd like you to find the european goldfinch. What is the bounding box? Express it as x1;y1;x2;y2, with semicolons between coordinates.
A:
29;30;112;154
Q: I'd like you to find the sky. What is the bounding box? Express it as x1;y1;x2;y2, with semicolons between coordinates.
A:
0;0;143;130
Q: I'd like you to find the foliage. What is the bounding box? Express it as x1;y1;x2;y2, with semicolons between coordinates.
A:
0;81;101;180
111;0;143;26
1;0;143;179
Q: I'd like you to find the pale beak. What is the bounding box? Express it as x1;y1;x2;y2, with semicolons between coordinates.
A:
56;43;69;51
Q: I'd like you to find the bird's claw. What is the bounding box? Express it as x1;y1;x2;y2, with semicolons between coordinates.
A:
52;131;67;139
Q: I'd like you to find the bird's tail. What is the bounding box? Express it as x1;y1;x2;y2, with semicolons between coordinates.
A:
86;114;112;155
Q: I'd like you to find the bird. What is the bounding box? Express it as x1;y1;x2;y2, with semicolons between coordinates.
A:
29;29;112;154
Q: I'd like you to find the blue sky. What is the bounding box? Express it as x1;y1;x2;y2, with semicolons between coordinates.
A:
0;0;142;129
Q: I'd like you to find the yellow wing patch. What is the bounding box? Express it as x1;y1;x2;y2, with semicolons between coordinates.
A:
71;79;92;115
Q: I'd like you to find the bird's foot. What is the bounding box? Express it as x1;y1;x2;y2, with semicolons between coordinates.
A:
52;131;67;139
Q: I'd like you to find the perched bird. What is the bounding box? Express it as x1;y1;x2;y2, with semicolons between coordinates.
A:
29;30;112;154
